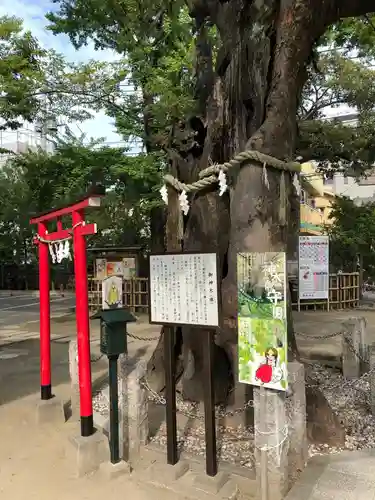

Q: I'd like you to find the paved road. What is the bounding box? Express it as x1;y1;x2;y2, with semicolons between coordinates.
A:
0;293;75;326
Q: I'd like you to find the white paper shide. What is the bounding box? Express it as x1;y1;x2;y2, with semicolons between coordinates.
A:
149;253;219;327
298;236;329;300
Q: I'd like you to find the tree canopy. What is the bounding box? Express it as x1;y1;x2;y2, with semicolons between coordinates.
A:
326;196;375;278
1;8;375;268
0;137;163;264
0;16;46;132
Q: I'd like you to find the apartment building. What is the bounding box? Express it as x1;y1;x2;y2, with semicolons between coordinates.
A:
0;119;57;167
300;162;335;235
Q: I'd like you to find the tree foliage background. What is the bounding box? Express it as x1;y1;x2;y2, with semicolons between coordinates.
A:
2;9;375;268
0;137;163;264
326;196;375;278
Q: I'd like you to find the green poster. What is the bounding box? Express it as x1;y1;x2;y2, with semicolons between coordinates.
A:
237;252;288;391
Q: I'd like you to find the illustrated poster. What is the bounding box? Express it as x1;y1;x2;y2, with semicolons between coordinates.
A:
123;257;136;279
95;258;107;280
237;252;288;391
106;261;124;277
149;253;219;327
299;236;329;300
102;275;123;310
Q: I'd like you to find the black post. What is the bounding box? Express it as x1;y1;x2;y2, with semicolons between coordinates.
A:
203;330;217;476
108;354;120;464
164;325;178;465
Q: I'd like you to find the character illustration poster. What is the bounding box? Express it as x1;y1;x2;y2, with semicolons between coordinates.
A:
95;259;107;280
102;276;123;310
237;252;288;391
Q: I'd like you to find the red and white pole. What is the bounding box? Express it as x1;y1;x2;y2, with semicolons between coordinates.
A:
38;222;52;400
72;210;94;436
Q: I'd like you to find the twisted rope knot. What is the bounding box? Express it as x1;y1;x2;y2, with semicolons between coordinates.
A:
164;149;301;193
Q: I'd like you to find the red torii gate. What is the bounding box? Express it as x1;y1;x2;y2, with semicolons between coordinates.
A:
30;186;105;437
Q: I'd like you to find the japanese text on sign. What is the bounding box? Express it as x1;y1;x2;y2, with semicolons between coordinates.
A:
237;252;288;391
149;253;219;327
299;236;329;300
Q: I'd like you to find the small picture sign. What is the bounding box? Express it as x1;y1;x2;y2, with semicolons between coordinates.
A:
102;275;123;310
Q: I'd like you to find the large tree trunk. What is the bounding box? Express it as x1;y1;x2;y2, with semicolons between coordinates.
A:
147;0;372;435
179;0;320;407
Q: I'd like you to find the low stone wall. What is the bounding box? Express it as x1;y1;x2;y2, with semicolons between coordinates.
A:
68;343;149;470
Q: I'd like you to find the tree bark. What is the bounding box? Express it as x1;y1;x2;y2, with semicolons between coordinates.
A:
147;0;371;435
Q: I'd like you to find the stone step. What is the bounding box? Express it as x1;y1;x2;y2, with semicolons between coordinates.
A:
132;446;256;500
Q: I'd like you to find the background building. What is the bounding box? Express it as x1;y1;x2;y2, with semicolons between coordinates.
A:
0;119;56;167
321;113;375;205
300;162;335;235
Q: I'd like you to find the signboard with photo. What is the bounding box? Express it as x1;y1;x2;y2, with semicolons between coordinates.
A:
106;261;124;277
122;257;136;279
299;236;329;300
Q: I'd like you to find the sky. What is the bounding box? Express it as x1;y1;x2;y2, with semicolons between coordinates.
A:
0;0;357;149
0;0;124;145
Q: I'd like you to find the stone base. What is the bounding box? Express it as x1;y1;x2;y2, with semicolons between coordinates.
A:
149;461;190;483
68;430;108;477
70;393;80;421
193;472;230;494
131;446;249;500
99;460;131;479
36;396;65;425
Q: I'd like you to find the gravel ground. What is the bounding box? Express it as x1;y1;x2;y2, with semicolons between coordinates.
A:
92;364;375;467
307;363;375;457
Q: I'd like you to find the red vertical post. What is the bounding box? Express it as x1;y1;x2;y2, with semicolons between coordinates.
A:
38;222;52;400
72;210;94;437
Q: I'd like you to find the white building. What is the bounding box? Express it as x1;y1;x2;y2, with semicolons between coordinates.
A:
320;113;375;205
324;170;375;204
0;120;56;167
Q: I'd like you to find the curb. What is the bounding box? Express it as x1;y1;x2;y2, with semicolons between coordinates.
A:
0;291;74;298
22;311;76;329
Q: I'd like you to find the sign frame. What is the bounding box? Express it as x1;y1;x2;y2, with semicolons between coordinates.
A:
148;251;221;329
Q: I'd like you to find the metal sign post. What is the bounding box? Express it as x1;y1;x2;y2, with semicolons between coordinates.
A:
92;307;136;463
149;251;220;476
203;330;217;476
164;325;178;465
108;353;120;463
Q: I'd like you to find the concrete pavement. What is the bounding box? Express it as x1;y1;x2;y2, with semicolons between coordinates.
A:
2;298;375;499
0;291;75;326
286;451;375;500
0;307;172;500
0;312;159;406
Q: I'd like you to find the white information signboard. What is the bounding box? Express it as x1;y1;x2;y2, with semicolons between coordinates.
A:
149;253;219;327
299;236;329;300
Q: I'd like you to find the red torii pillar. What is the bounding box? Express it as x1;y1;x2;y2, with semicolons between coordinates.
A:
30;187;104;437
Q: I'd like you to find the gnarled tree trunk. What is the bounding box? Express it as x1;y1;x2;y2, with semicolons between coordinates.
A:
147;0;374;438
